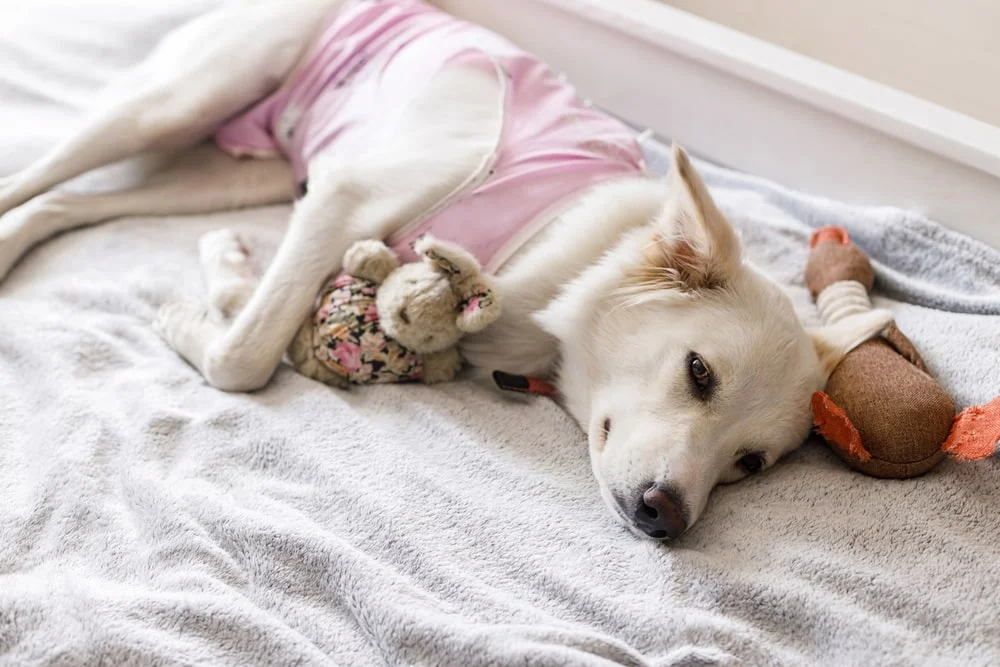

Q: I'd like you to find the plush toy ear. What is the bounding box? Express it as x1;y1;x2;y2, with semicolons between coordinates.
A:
412;235;502;334
456;283;502;333
414;235;483;280
342;239;400;284
808;308;894;382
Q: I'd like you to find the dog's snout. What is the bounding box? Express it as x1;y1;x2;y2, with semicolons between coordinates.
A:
635;484;688;540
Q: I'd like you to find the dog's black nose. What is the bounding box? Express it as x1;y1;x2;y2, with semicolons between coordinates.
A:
635;484;688;539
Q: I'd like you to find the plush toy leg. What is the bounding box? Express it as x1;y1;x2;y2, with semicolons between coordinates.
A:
942;396;1000;461
811;391;871;462
421;347;464;384
287;324;350;389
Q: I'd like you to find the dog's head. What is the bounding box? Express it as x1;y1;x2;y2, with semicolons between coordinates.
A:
534;146;890;540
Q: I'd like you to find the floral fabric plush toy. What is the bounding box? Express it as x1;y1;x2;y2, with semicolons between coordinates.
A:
806;226;1000;477
288;235;501;387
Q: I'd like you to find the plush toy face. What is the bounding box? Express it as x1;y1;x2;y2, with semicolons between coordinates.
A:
374;235;501;354
378;262;467;353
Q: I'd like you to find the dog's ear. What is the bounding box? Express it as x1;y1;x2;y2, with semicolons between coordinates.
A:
635;144;742;291
808;308;894;381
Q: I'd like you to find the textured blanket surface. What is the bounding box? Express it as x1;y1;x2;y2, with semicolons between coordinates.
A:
2;2;1000;665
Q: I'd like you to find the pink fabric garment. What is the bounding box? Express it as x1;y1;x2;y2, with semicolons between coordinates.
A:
214;0;646;272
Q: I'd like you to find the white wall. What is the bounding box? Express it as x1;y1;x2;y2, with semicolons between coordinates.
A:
660;0;1000;127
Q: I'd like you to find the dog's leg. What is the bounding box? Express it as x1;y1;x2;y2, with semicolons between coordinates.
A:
199;228;260;319
0;1;334;216
0;145;296;281
156;65;505;391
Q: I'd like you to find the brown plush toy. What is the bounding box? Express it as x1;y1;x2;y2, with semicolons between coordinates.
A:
806;226;1000;478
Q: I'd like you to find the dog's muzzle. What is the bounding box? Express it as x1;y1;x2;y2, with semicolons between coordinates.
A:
634;484;688;540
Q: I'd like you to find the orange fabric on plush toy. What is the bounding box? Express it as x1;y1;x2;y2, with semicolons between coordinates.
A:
943;398;1000;460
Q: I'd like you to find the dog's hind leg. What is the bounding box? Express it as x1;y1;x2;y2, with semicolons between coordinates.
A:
0;0;338;216
198;228;260;320
155;65;506;391
0;145;296;281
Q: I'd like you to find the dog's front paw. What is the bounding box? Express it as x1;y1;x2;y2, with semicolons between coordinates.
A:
198;229;257;317
155;300;202;342
154;300;220;365
198;228;247;263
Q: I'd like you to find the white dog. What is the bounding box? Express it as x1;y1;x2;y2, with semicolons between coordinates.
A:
0;0;890;539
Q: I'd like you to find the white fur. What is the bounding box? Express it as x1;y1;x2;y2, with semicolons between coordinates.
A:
0;0;889;539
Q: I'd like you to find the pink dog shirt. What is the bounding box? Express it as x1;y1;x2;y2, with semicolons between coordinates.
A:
214;0;646;273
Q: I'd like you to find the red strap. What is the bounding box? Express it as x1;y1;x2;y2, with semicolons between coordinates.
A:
492;371;558;398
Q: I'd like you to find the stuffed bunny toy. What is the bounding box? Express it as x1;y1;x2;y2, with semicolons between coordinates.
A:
288;235;502;387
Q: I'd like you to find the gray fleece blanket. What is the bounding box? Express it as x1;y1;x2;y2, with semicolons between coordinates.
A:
2;2;1000;666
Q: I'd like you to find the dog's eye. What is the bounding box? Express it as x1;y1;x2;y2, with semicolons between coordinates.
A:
603;418;611;436
398;309;411;324
737;453;764;475
687;353;713;396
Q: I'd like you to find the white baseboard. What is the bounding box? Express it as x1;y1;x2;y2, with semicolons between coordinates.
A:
433;0;1000;250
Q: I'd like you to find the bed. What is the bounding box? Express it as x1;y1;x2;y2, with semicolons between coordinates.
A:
2;2;1000;665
